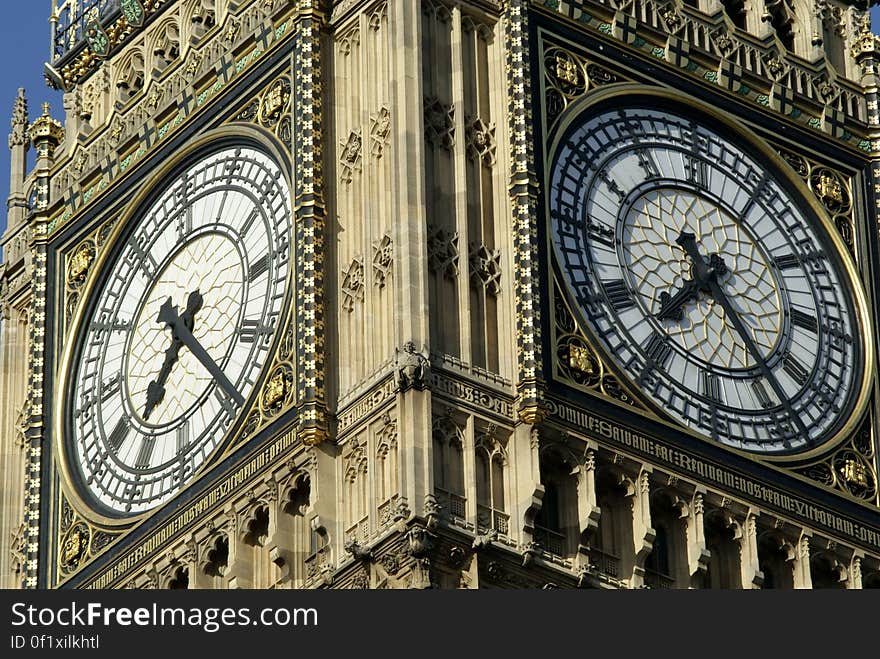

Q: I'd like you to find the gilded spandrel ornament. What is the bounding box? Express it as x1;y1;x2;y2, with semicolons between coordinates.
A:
60;523;90;573
842;459;868;488
262;366;292;413
67;241;95;287
259;79;290;128
555;54;580;86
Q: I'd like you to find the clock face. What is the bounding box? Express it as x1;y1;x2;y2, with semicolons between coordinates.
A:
549;102;866;454
69;145;291;514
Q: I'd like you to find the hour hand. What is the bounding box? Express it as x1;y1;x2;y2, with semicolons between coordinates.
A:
656;278;700;321
161;296;245;407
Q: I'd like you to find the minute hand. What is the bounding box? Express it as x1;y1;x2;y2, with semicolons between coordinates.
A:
677;233;808;441
159;304;245;406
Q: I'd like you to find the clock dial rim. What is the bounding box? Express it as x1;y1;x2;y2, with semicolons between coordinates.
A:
55;127;295;526
546;85;875;462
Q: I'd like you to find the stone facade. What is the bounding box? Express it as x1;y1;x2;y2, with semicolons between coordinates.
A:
0;0;879;589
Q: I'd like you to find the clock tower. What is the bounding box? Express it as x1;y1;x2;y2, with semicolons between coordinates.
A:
1;0;880;589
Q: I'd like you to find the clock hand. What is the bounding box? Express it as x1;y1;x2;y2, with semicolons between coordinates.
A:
158;290;245;407
143;291;203;420
656;233;728;321
655;277;702;322
676;230;809;443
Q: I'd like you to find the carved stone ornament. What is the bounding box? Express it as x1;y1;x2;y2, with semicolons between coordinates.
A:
8;88;28;148
465;116;496;166
339;130;363;184
341;257;365;312
427;225;459;279
369;106;391;158
396;341;430;390
372;234;393;288
469;244;502;296
424;97;455;149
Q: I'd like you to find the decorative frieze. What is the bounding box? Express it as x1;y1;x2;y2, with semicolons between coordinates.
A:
429;369;514;419
337;375;396;435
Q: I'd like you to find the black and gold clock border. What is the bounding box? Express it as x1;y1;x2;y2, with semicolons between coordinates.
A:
38;46;314;587
529;14;880;502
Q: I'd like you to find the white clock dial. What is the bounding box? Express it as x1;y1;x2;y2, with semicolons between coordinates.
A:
70;145;291;514
549;103;865;454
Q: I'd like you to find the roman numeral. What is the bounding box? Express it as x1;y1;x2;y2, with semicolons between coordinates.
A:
790;308;818;333
249;254;270;282
586;218;616;248
635;148;660;179
135;437;156;470
177;206;193;239
774;254;800;270
685;155;708;189
89;319;132;333
176;424;190;455
603;279;635;312
783;355;810;386
643;331;673;369
240;208;260;236
215;388;237;427
107;417;130;452
100;374;121;403
239;318;272;344
751;380;774;409
127;235;159;279
701;371;723;405
599;170;627;202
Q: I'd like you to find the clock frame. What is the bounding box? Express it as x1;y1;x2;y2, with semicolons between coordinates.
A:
54;127;296;526
546;85;875;462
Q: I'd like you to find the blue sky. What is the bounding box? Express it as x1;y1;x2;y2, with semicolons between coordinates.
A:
0;6;878;241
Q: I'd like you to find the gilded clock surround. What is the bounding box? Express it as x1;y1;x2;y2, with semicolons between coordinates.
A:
540;40;877;497
53;123;296;563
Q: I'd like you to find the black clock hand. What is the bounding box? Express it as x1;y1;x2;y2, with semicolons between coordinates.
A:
157;292;245;407
656;233;728;321
676;230;809;442
656;277;700;321
143;291;203;421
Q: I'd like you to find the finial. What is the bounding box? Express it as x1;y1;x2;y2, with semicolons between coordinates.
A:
8;88;29;148
29;100;64;150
